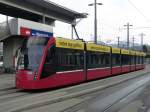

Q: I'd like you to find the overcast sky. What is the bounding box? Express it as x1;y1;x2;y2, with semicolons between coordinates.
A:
52;0;150;45
1;0;150;45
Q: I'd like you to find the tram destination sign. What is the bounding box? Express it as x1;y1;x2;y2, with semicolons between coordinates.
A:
130;51;136;55
121;49;130;55
112;48;120;54
86;43;110;53
136;51;146;56
56;38;84;50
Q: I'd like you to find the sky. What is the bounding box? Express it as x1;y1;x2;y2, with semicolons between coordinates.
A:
51;0;150;45
1;0;150;45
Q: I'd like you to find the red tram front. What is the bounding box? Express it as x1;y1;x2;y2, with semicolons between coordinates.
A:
16;37;86;89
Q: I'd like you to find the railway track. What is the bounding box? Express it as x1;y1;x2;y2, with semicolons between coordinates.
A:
0;92;30;103
16;70;150;112
0;87;18;96
0;67;149;112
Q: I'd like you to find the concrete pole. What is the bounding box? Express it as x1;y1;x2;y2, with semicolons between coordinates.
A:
124;22;133;49
117;36;120;47
127;23;129;48
132;36;135;50
94;0;97;44
71;25;74;39
139;33;145;51
6;16;11;34
42;16;45;24
42;12;46;24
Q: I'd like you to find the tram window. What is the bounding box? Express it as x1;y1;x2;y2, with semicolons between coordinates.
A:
140;56;143;64
55;48;84;72
87;52;110;69
137;56;140;64
112;54;121;67
138;56;140;64
139;56;141;64
130;56;135;65
135;56;137;64
121;55;130;65
136;56;141;64
142;57;144;64
141;56;144;64
138;56;141;64
41;45;56;79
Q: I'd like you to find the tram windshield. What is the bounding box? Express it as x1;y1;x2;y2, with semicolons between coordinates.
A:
17;36;49;71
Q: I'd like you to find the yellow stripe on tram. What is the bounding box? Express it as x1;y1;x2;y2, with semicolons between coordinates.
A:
86;43;111;53
56;38;84;50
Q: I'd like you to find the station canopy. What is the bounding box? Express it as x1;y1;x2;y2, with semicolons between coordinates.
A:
0;0;87;25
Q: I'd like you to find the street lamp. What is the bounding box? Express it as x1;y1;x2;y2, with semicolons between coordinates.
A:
89;0;103;44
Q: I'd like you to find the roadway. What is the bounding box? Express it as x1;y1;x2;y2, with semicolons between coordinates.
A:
0;66;149;112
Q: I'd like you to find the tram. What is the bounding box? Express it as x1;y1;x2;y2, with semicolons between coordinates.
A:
16;36;146;89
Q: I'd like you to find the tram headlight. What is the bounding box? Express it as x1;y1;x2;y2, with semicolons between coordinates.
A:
27;71;33;75
34;72;38;80
18;65;24;70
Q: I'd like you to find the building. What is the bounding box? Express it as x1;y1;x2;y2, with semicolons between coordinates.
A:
0;0;86;72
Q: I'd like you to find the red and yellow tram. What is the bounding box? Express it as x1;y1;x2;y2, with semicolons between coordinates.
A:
16;36;146;89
